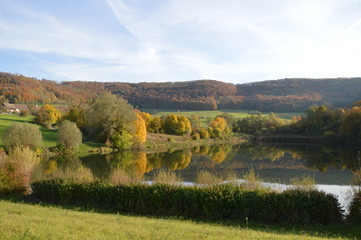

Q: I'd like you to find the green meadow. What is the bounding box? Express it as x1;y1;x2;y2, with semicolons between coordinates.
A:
0;200;359;240
142;108;301;127
0;114;57;147
0;114;104;152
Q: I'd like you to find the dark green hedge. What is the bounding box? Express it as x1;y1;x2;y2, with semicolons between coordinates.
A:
31;179;343;225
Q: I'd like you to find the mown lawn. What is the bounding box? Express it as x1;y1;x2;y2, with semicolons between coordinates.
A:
141;108;301;127
0;200;358;240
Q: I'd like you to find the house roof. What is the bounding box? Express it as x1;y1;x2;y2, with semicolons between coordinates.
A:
2;103;29;110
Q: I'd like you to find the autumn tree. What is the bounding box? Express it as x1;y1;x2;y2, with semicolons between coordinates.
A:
57;120;82;150
148;117;164;133
133;112;147;144
210;117;229;132
35;105;61;128
3;123;42;149
138;111;152;130
199;129;210;139
64;105;86;129
163;114;191;135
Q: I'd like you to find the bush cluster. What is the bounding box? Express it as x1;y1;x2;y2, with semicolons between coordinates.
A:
32;180;343;225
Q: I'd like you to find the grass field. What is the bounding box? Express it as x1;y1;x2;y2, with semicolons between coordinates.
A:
0;114;106;152
0;114;57;147
142;108;301;127
0;200;359;240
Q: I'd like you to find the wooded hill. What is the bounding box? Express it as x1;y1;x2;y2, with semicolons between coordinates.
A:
1;72;361;112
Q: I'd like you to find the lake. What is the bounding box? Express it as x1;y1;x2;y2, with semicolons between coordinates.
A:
31;143;360;208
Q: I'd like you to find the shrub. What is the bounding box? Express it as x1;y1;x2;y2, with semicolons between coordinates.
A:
0;148;38;194
199;129;210;139
20;109;30;116
348;191;361;222
192;132;200;140
58;120;82;150
3;123;43;149
32;180;343;225
110;131;133;150
8;147;40;174
0;161;28;194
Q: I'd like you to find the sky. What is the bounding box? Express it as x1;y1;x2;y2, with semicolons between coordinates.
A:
1;0;361;84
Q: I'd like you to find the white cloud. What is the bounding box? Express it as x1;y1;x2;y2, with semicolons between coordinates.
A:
1;0;361;83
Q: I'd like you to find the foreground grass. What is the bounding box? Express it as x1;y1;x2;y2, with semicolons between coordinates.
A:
0;200;359;240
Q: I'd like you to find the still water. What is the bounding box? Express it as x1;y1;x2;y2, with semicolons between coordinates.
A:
31;143;360;208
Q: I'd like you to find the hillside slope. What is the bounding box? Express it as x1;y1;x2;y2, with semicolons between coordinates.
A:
1;72;361;112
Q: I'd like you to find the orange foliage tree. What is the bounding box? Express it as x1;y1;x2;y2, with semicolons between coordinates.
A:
133;113;147;144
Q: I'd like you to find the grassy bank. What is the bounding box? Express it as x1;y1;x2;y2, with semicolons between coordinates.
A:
0;200;359;240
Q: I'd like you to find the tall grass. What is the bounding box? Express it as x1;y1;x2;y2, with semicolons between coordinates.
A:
108;168;135;185
195;170;222;185
153;169;182;184
289;175;316;191
242;168;263;190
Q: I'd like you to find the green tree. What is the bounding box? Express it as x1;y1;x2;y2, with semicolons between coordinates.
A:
111;131;133;150
3;123;42;149
341;107;361;137
35;105;61;128
85;93;137;142
58;120;83;150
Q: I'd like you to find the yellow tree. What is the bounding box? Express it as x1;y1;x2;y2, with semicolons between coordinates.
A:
138;111;152;130
133;112;147;144
210;117;228;131
163;114;191;135
35;105;61;128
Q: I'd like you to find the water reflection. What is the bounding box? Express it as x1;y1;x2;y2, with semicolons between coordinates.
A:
32;143;360;185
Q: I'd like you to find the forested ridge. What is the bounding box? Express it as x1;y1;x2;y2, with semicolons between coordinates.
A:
1;72;361;112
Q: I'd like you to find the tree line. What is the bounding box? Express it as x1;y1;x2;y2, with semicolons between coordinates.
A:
2;72;361;112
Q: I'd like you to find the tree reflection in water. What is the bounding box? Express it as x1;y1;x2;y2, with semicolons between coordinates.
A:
32;143;360;185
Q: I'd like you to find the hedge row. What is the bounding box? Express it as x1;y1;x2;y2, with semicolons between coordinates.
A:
31;179;343;225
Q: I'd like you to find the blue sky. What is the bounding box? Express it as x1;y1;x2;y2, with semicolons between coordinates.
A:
1;0;361;83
